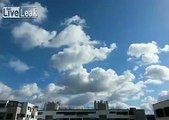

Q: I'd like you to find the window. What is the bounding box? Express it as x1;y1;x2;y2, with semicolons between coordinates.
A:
164;107;169;117
156;109;164;118
116;112;128;115
6;113;13;119
0;113;5;119
38;112;43;115
0;103;6;108
129;110;134;115
20;114;25;117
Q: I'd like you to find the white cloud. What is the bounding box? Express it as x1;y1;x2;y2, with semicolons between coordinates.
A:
160;44;169;52
49;24;97;48
140;96;157;114
145;65;169;83
128;41;159;64
0;82;12;99
133;66;139;71
144;79;163;85
55;66;145;104
109;102;129;109
46;83;64;94
12;22;56;49
19;83;40;97
9;59;30;73
158;90;169;101
21;2;48;23
62;15;86;26
51;43;116;71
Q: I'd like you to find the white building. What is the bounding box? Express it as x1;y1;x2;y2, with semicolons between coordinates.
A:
19;102;38;120
0;100;38;120
38;101;146;120
153;100;169;120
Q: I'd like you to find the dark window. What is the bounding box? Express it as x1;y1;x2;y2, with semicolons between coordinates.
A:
76;112;88;115
109;111;116;114
116;112;128;115
20;114;25;117
0;103;6;108
129;110;134;115
38;112;43;115
56;112;75;115
156;109;164;118
0;112;5;119
6;113;13;119
164;107;169;117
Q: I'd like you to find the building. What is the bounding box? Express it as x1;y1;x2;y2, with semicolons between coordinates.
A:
0;100;38;120
153;99;169;120
38;100;146;120
146;115;155;120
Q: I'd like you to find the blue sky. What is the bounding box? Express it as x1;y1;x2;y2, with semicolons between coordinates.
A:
1;0;169;114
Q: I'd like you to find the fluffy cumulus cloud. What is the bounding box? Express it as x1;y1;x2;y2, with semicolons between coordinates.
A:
144;65;169;84
9;59;30;73
12;22;56;49
18;83;40;96
55;66;145;104
128;41;159;64
110;102;129;109
51;43;116;71
160;44;169;52
140;96;157;114
144;79;163;85
67;93;94;106
21;2;48;23
62;15;86;26
0;82;12;99
49;24;95;48
158;90;169;101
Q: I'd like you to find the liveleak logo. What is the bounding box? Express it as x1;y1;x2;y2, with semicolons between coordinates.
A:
2;7;38;18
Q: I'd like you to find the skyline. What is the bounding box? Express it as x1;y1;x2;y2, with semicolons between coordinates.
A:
1;0;169;114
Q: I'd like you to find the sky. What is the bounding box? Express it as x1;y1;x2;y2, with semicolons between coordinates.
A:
1;0;169;114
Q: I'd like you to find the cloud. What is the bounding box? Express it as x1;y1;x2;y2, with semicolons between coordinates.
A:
46;83;64;94
18;83;40;97
140;96;157;114
158;90;169;101
12;22;56;49
0;82;12;99
144;79;163;85
49;24;97;48
144;65;169;84
9;59;30;73
128;41;159;64
51;43;116;71
109;102;129;109
55;66;145;104
160;44;169;52
21;2;48;23
67;93;94;106
62;15;86;26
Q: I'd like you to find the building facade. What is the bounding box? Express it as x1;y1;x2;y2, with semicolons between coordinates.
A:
38;101;146;120
153;100;169;120
0;100;38;120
